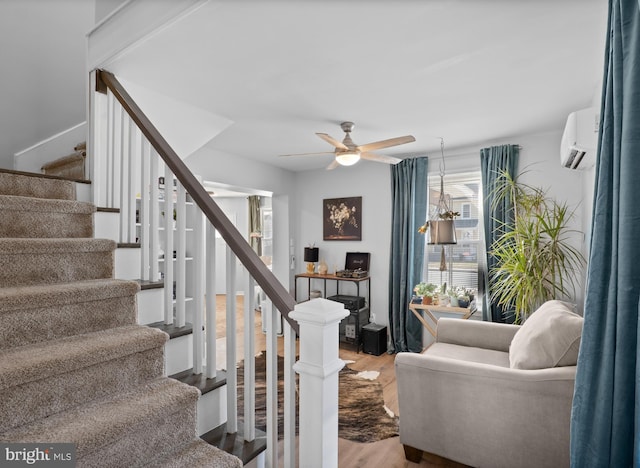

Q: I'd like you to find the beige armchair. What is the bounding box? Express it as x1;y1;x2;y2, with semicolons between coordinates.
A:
395;303;581;468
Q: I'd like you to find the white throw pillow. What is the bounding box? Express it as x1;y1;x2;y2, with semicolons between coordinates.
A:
509;300;584;370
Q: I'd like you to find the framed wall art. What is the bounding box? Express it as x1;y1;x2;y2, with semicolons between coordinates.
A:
323;196;362;241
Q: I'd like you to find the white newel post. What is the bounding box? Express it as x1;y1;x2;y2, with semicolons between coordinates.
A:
290;298;349;468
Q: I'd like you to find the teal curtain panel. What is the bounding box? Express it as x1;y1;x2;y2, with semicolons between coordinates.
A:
388;157;428;353
480;144;519;322
571;0;640;465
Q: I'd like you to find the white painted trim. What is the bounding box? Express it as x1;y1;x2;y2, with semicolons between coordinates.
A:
14;122;86;157
87;0;209;70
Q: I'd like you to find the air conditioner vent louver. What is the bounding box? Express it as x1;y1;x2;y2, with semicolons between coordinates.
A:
563;147;587;169
561;107;598;170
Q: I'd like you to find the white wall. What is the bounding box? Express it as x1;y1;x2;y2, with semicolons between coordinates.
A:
0;1;94;169
185;147;297;300
14;122;86;173
294;163;392;326
293;129;591;330
213;197;248;295
435;129;588;312
95;0;126;23
185;127;591;324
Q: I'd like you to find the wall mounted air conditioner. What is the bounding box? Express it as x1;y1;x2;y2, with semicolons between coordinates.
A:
560;107;599;170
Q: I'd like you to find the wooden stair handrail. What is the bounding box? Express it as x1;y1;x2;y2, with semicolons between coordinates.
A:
96;69;298;333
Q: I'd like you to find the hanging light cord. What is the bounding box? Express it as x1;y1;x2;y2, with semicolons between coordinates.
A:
439;137;446;178
437;138;449;213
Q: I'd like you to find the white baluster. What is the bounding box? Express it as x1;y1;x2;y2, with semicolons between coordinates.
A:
106;91;115;208
265;298;278;468
163;164;174;325
205;222;217;378
243;271;256;442
88;70;106;207
112;101;122;213
149;150;160;282
176;181;187;327
140;139;150;280
284;320;297;467
193;205;205;374
118;108;128;242
127;120;137;243
226;245;237;433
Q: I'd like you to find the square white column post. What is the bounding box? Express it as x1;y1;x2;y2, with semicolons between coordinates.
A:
290;298;349;468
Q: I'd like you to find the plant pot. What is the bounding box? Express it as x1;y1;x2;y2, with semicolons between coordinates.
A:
450;296;459;307
422;296;433;305
458;298;470;308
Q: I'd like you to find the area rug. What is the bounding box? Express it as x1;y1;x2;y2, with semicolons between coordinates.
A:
235;352;398;443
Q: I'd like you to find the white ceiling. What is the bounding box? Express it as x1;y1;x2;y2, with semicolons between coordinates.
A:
110;0;608;172
0;1;607;173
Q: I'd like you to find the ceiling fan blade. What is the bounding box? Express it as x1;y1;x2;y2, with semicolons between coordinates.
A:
316;133;348;150
326;159;340;170
278;151;334;157
361;152;402;164
357;135;415;153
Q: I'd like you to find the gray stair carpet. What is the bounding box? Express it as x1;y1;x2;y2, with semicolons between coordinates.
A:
0;170;241;467
0;194;95;238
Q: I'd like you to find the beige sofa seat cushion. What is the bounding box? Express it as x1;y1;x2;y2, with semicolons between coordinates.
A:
427;342;510;368
509;300;584;370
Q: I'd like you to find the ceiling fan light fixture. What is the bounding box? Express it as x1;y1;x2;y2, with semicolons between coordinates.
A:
336;151;361;166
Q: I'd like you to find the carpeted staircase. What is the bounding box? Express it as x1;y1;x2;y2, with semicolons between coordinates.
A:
0;170;242;467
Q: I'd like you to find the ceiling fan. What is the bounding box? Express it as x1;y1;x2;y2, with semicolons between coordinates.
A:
280;121;415;170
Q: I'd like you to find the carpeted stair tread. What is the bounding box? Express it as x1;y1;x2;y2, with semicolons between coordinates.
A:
0;194;95;214
0;238;115;286
0;279;139;312
0;167;244;467
41;151;86;180
1;195;95;238
0;237;114;254
0;325;167;391
0;279;140;350
0;378;201;463
145;438;242;468
0;170;75;200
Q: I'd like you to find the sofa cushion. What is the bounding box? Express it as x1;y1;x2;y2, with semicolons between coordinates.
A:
427;342;510;368
509;300;583;369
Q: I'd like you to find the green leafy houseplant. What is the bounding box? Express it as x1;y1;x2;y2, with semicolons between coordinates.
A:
489;171;585;323
414;282;439;303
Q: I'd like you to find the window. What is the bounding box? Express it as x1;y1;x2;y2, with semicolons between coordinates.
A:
461;203;471;219
423;172;482;293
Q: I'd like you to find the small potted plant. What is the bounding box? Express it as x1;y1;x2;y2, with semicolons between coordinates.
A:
457;292;471;308
446;286;458;307
414;282;438;305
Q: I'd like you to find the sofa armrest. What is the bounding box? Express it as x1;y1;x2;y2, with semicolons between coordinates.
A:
436;317;521;352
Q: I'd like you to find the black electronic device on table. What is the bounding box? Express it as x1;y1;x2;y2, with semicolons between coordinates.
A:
336;252;370;278
327;294;366;311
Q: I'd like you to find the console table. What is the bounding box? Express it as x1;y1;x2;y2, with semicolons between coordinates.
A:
409;302;477;338
294;272;370;306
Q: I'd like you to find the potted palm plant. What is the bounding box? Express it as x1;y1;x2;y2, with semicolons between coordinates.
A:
488;170;585;323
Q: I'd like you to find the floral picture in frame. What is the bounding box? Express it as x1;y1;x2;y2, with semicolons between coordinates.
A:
323;196;362;241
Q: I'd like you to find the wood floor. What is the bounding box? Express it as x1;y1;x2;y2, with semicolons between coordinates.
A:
334;345;468;468
218;295;467;467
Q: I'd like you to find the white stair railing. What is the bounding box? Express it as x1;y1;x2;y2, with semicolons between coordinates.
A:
89;69;345;468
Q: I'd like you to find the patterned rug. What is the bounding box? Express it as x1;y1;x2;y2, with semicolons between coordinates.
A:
235;352;399;443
